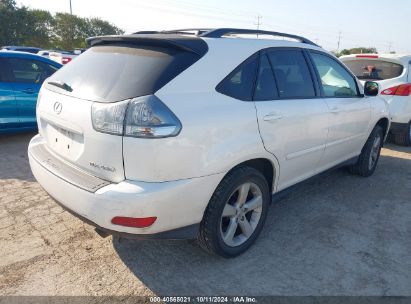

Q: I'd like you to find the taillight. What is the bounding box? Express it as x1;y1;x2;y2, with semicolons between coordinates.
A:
395;84;411;96
381;84;411;96
91;95;182;138
124;95;182;138
62;57;72;64
91;100;129;135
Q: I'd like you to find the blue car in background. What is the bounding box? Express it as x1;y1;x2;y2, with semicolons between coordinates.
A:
0;51;62;134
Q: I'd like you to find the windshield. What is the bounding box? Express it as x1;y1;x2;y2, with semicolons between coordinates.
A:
344;59;404;81
46;44;201;102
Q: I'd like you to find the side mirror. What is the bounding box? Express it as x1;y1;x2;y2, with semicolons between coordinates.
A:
364;81;379;97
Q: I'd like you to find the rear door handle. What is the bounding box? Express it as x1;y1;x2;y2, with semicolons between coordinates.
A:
263;112;283;122
21;88;35;94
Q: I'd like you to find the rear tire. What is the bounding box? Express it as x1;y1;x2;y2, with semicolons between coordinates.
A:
348;125;383;177
389;122;411;146
198;166;270;258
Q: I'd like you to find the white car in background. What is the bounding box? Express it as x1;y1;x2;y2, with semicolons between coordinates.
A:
341;54;411;145
38;50;72;60
28;28;390;257
48;51;78;65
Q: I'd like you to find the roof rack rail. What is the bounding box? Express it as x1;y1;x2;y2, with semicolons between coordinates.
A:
199;28;318;46
130;28;318;46
133;29;213;36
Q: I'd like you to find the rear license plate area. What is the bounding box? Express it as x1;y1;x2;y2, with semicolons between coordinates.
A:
47;124;74;154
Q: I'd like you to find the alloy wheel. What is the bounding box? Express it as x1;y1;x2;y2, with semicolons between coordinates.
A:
220;182;263;247
368;134;382;170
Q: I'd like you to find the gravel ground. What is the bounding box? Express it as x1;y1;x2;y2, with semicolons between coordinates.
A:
0;132;410;297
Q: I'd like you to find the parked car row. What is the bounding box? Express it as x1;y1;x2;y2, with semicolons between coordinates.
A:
1;46;42;54
1;45;86;65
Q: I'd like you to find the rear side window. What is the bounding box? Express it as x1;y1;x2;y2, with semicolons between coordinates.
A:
46;45;202;102
254;54;278;100
0;58;12;82
344;59;404;81
267;50;315;98
7;58;58;84
310;52;358;97
216;54;258;101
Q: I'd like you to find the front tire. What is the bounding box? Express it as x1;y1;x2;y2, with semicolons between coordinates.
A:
348;125;384;177
198;166;270;258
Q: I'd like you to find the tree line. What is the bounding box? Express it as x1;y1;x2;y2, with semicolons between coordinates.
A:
0;0;124;50
335;47;378;57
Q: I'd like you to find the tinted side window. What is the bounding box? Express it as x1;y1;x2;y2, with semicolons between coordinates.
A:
311;52;358;97
254;54;278;101
0;58;13;82
267;50;315;99
8;58;58;84
216;55;258;101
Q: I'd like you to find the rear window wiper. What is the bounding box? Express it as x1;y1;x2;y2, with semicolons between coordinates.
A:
47;80;73;92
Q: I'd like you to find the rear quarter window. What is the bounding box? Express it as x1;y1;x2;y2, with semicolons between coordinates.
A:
216;54;258;101
46;44;202;102
344;59;404;81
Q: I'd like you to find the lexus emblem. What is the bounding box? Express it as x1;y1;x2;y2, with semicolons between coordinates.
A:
54;102;62;114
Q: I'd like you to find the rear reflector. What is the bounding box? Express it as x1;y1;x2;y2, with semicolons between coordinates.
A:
356;55;379;58
111;216;157;228
381;84;411;96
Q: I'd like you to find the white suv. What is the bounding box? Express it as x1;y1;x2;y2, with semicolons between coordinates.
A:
28;28;390;257
341;54;411;145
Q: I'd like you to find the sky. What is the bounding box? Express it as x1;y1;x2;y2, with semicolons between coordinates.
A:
17;0;411;54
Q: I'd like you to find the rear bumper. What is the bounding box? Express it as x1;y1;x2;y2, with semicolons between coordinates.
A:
28;135;224;238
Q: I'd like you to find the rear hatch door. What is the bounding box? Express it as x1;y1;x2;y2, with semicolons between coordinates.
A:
37;35;208;183
37;87;125;183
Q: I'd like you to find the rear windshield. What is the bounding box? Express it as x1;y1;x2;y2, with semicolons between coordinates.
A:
46;44;201;102
344;59;404;81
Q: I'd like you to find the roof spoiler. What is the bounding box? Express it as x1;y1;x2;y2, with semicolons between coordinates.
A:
86;34;208;56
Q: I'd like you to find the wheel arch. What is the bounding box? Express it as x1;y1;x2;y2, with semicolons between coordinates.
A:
223;157;278;195
375;117;390;143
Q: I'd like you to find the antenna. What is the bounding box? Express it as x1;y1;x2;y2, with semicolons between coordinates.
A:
254;15;263;38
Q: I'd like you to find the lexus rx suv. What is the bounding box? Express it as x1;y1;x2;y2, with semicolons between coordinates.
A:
28;28;390;257
341;54;411;145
